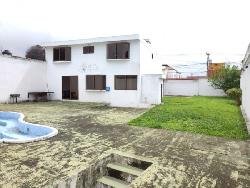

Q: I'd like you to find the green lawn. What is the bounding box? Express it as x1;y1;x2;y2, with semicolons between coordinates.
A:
129;96;249;139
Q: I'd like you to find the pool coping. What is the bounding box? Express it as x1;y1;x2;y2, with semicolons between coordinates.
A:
0;111;58;143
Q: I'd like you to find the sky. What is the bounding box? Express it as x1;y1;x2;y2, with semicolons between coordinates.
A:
0;0;250;74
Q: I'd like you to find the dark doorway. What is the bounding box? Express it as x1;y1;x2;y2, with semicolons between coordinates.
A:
62;76;78;100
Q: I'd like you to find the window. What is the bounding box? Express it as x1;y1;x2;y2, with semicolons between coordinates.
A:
107;42;130;59
107;44;116;59
115;75;137;90
83;46;94;54
86;75;106;90
53;47;71;61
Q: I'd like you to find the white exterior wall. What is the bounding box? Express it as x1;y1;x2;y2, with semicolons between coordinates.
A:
241;67;250;121
0;35;163;107
45;36;163;107
141;74;163;104
46;40;146;107
139;40;162;74
0;55;47;103
164;78;225;96
139;40;163;105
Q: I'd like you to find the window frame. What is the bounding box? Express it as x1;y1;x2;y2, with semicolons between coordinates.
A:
86;75;106;90
107;42;130;59
53;47;71;61
114;75;137;90
83;46;94;54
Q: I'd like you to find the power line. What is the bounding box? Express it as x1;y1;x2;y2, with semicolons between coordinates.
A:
159;53;245;56
167;61;242;67
177;71;207;73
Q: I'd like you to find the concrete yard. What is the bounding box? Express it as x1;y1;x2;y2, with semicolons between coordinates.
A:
0;102;249;187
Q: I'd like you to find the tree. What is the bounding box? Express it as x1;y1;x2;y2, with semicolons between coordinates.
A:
208;65;241;93
25;45;45;61
2;49;12;56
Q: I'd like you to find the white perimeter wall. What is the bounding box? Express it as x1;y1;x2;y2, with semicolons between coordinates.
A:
0;55;47;103
241;67;250;121
164;78;225;96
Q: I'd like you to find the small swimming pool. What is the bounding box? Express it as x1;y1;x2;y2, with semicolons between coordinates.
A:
0;111;58;143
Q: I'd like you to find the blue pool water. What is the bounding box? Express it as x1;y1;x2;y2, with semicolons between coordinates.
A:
0;112;58;143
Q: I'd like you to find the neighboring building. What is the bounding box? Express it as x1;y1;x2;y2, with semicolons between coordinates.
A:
162;64;180;79
161;63;225;97
208;62;225;77
241;44;250;124
41;34;163;107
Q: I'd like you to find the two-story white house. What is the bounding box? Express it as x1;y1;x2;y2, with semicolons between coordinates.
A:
42;34;163;107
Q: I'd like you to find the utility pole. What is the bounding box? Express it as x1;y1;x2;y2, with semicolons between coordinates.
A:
206;52;210;76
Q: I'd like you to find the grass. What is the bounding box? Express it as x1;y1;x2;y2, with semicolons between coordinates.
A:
129;96;249;139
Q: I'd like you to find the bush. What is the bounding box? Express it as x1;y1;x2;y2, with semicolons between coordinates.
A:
226;88;242;105
209;65;241;93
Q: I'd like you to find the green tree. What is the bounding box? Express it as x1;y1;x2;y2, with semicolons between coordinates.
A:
25;45;45;61
209;65;241;93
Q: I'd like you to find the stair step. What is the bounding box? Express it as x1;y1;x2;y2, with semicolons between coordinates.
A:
107;163;143;176
97;176;129;188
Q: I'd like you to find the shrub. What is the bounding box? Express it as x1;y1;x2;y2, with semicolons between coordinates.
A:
209;65;241;93
226;88;242;105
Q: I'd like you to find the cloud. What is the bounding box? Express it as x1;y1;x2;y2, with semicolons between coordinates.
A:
0;22;51;57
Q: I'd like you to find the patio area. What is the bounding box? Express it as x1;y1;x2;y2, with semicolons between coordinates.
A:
0;101;249;187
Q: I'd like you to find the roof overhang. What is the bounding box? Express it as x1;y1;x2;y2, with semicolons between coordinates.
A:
242;43;250;66
41;34;140;47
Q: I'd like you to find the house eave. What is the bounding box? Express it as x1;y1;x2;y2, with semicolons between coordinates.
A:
242;43;250;66
41;34;140;47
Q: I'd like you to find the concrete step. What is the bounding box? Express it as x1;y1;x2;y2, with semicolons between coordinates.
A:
107;163;143;176
97;176;129;188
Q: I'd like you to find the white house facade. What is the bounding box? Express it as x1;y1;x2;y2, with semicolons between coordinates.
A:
241;44;250;124
42;34;163;107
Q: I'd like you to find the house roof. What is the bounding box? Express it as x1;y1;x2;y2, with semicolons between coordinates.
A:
242;43;250;66
41;34;140;47
162;64;180;73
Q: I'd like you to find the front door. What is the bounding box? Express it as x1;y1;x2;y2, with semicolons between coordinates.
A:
62;76;78;100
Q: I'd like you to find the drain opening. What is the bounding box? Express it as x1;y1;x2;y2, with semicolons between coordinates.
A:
107;168;137;184
51;152;153;188
129;161;152;170
108;169;126;181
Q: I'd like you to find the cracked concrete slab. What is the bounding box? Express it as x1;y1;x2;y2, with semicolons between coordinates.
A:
0;102;249;188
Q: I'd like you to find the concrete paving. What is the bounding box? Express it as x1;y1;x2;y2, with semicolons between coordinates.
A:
0;102;249;188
